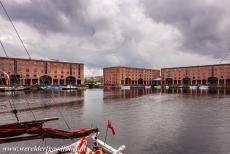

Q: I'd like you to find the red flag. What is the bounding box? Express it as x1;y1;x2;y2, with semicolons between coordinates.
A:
107;121;116;136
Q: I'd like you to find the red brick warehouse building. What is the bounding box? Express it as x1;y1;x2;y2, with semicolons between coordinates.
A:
0;57;84;86
161;64;230;87
103;66;160;86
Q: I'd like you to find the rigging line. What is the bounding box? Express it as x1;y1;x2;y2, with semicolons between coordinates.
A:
0;40;8;57
24;95;36;120
0;0;31;59
40;78;72;130
0;76;19;121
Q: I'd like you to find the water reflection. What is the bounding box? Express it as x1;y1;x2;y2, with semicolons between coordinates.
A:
103;87;155;100
0;90;85;114
162;88;230;96
0;88;230;154
103;87;230;100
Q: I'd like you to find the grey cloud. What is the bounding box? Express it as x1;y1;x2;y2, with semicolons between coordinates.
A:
141;0;230;58
0;0;96;36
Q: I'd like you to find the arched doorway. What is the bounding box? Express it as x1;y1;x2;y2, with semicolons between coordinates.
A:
183;77;191;85
77;80;81;85
208;77;218;86
66;76;76;85
0;73;7;85
10;74;21;85
125;78;131;85
166;78;173;85
138;78;143;85
40;75;52;86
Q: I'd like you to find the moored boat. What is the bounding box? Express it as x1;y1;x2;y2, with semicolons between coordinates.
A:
145;85;151;89
189;85;197;89
154;85;161;89
199;85;208;90
121;85;130;90
0;86;26;92
62;85;77;90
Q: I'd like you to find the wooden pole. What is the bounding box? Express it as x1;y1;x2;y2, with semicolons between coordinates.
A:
104;120;109;145
0;117;59;128
0;135;43;144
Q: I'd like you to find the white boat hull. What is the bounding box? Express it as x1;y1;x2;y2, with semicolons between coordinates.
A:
121;85;130;90
47;134;125;154
189;86;197;89
154;85;161;89
199;85;208;90
145;86;151;89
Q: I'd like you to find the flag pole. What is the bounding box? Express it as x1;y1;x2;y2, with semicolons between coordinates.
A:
104;120;109;145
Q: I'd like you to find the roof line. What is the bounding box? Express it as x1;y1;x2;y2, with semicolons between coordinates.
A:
161;63;230;70
0;56;83;64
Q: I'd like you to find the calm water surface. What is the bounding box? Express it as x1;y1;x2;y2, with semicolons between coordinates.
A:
0;88;230;154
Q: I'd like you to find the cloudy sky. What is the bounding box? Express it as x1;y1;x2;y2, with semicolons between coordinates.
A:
0;0;230;76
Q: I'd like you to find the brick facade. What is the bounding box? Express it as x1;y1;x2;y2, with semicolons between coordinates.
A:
103;66;160;86
161;64;230;86
0;57;84;86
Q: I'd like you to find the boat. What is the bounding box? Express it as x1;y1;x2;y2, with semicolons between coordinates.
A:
40;86;62;92
189;85;197;90
154;85;161;89
0;86;27;92
199;85;208;90
165;85;169;89
145;85;151;89
47;133;126;154
121;85;130;90
62;85;77;90
0;117;125;154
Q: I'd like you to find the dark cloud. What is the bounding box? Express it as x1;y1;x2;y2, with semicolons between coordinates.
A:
0;0;96;36
141;0;230;58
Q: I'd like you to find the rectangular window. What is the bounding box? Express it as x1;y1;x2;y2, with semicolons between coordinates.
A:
0;63;4;71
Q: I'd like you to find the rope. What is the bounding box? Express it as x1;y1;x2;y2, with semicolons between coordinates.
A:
0;75;19;121
0;0;31;59
0;40;8;57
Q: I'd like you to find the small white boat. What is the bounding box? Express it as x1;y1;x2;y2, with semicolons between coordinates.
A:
47;133;126;154
0;86;26;92
189;85;197;90
154;85;161;89
145;85;151;89
62;85;77;90
165;85;169;89
199;85;208;90
121;85;130;90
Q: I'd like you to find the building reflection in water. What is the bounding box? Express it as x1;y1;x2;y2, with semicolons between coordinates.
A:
103;87;158;100
103;87;230;100
162;88;230;96
0;89;85;98
0;90;85;114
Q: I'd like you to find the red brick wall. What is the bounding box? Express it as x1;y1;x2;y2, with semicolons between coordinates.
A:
103;67;160;86
0;57;84;86
161;64;230;86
